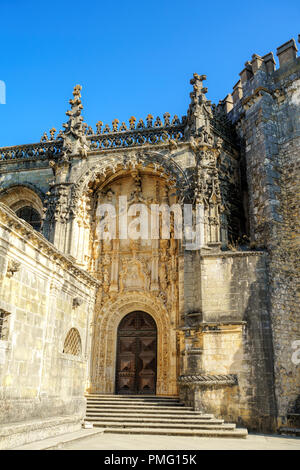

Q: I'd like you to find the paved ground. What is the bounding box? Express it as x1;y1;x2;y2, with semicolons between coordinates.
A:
61;432;300;450
14;429;300;451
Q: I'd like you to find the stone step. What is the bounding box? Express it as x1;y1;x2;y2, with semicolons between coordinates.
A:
88;420;236;430
86;398;182;405
98;427;248;438
87;398;184;406
85;394;178;400
84;395;248;438
85;413;220;422
86;408;213;417
86;404;193;411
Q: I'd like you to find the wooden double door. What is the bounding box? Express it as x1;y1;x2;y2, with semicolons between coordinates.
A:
116;311;157;395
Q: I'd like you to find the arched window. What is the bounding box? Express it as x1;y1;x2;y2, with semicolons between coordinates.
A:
15;206;42;231
63;328;82;356
0;186;44;232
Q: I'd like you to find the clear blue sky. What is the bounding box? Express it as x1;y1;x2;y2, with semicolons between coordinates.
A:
0;0;299;147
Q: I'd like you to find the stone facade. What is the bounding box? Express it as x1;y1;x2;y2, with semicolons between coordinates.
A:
0;203;98;446
0;36;299;445
223;37;300;428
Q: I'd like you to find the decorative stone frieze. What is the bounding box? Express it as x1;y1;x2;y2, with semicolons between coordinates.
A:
178;374;238;386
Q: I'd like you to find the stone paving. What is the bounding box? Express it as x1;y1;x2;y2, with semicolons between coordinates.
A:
37;432;300;451
61;433;300;450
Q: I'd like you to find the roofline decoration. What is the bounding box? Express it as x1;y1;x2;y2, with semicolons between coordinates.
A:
0;77;235;163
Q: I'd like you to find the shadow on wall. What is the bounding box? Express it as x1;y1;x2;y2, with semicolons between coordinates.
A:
199;255;278;433
232;255;277;432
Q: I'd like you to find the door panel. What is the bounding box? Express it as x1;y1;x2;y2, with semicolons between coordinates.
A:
116;312;157;394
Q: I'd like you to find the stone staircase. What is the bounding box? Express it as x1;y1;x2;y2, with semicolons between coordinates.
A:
84;394;248;438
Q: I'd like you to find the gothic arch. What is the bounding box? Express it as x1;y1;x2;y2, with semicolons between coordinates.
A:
0;184;44;217
73;149;191;202
90;291;178;396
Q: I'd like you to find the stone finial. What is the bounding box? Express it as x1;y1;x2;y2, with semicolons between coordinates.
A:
190;73;207;95
171;115;180;125
277;39;298;66
119;122;127;131
72;84;82;97
49;128;56;140
40;132;48;142
154;116;162;127
185;73;212;138
96;121;103;134
146;114;153;128
112;119;119;132
163;112;171;126
129;116;136;129
136;119;145;129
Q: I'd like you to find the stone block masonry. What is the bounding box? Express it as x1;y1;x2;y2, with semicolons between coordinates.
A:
0;203;98;448
223;36;300;429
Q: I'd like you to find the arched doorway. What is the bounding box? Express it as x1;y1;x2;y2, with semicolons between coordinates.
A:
116;311;157;395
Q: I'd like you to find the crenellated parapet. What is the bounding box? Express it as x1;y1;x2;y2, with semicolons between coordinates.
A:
218;37;300;122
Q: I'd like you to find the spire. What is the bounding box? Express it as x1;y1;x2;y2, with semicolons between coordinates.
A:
60;84;89;159
63;84;85;137
185;73;213;138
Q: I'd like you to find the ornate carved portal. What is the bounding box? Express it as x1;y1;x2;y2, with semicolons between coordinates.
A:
90;292;178;396
116;311;157;395
86;167;180;396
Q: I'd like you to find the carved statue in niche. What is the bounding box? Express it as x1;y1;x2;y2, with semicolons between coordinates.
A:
119;258;150;292
102;253;111;293
129;169;145;203
159;254;168;291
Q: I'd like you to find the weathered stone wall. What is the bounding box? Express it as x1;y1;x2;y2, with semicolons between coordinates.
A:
0;203;98;425
180;251;277;431
270;132;300;424
224;38;300;427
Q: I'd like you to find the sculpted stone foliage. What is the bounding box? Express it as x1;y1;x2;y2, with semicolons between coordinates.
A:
44;183;70;224
83;169;181;394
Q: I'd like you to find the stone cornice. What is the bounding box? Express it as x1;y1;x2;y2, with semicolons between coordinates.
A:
0;203;100;288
